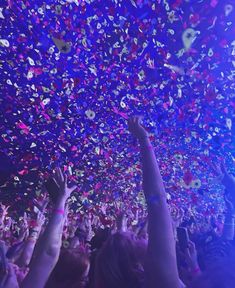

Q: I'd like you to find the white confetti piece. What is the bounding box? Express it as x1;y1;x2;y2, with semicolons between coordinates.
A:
27;71;34;80
27;57;35;66
226;118;232;130
225;4;233;16
0;8;4;19
182;28;199;50
130;0;137;8
0;39;9;47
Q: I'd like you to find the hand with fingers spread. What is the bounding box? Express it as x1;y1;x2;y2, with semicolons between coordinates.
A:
17;210;45;268
53;167;77;203
22;167;76;288
212;162;235;193
128;116;149;140
35;210;46;229
33;195;49;213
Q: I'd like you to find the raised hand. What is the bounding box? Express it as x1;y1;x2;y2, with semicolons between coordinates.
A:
171;206;184;228
184;241;199;271
128;116;149;140
0;204;10;217
36;210;46;228
33;195;49;213
212;162;235;192
18;224;29;242
224;194;235;215
52;167;77;202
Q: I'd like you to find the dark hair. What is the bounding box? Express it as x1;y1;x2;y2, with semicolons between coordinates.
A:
95;232;144;288
45;248;89;288
90;227;111;250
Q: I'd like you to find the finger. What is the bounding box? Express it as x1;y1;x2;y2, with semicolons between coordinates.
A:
54;167;61;182
52;176;61;189
184;248;190;257
64;174;68;185
52;169;60;184
188;241;195;252
221;162;228;175
55;167;63;183
69;185;77;193
42;201;48;210
58;167;64;182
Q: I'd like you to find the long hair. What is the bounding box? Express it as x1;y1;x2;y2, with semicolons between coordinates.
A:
95;232;144;288
45;248;89;288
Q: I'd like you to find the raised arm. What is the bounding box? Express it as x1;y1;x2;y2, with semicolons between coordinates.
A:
128;116;179;288
222;195;235;240
0;241;19;288
21;168;76;288
17;211;45;267
212;162;235;198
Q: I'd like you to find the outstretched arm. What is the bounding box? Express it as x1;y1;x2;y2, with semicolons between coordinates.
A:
212;162;235;198
21;168;76;288
17;211;45;267
128;116;179;288
222;195;235;240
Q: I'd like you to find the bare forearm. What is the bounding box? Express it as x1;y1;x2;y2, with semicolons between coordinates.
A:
21;200;65;288
139;138;179;287
139;137;175;242
18;226;42;267
41;198;66;252
18;241;37;267
22;167;75;288
139;137;165;197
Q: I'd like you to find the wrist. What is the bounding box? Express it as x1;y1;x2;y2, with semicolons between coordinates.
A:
30;227;41;233
139;137;154;150
54;196;67;209
54;209;65;216
190;265;201;276
139;136;150;144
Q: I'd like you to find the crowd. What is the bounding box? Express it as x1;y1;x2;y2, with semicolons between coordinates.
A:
0;116;235;288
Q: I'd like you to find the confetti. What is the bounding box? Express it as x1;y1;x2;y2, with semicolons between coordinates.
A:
0;0;234;216
52;37;72;54
0;39;9;47
182;28;199;50
0;8;4;19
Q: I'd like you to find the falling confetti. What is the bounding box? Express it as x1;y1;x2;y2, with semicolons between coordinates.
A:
0;0;234;216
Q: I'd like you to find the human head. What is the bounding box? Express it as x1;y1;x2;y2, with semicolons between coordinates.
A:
45;248;90;288
94;232;144;288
